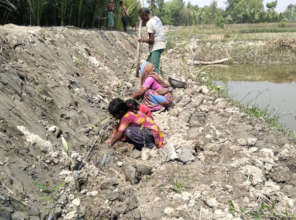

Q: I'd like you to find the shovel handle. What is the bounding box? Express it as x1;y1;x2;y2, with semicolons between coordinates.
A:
135;18;143;78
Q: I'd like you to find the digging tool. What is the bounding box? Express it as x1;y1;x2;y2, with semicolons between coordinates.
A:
47;118;115;220
79;118;115;169
168;77;187;89
135;17;143;77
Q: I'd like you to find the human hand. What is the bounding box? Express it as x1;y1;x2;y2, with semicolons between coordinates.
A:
107;139;112;147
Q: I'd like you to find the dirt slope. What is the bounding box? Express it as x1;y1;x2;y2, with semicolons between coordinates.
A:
1;25;296;220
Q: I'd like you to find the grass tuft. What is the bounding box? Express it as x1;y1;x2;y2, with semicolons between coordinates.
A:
171;180;185;194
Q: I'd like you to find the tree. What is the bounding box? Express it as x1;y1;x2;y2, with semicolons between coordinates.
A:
283;4;296;21
225;0;264;23
266;0;278;22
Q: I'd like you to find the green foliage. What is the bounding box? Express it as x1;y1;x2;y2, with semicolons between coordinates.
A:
124;0;140;27
243;104;279;127
227;198;296;219
215;15;225;28
266;0;277;10
0;0;140;28
279;19;286;28
239;27;296;33
224;32;232;39
171;180;184;193
283;4;296;22
35;181;67;205
0;0;295;27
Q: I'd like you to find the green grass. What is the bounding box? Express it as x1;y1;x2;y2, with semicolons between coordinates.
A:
239;28;296;34
245;201;295;220
243;105;279;127
35;181;67;205
171;180;185;194
167;22;296;43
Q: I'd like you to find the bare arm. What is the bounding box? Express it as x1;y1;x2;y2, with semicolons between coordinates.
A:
133;87;147;99
139;33;154;45
109;123;128;146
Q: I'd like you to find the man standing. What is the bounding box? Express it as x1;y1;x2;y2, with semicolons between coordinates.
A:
107;0;115;30
120;1;128;32
138;8;166;74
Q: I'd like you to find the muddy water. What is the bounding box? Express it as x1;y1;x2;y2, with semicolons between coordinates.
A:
209;65;296;132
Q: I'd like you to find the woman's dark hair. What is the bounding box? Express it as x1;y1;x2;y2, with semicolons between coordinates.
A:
125;99;139;113
108;98;128;118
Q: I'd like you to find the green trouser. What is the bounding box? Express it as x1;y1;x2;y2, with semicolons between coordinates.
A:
147;49;164;74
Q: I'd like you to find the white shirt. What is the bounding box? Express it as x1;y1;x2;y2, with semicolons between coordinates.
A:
146;16;166;52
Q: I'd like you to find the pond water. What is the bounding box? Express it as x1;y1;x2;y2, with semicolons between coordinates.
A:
209;65;296;132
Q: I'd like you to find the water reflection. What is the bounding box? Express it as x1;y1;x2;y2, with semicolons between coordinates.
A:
210;65;296;83
209;65;296;132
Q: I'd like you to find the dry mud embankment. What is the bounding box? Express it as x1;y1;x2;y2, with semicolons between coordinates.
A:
1;25;296;220
184;38;296;65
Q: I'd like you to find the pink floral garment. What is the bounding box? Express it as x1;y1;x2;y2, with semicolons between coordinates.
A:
119;111;164;148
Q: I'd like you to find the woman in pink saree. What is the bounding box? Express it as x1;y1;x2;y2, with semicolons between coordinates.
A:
133;61;173;111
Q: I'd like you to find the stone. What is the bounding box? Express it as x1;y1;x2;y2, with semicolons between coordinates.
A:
117;161;123;167
48;126;57;133
270;166;291;183
65;176;74;183
160;144;178;162
247;138;257;146
100;179;119;190
17;126;53;152
141;148;150;161
262;181;280;194
200;86;209;94
123;164;152;184
205;198;219;208
11;211;29;220
106;192;121;202
248;147;258;153
124;165;138;184
28;208;40;216
64;211;77;220
237;138;247;146
130;150;141;159
259;148;274;160
241;165;264;185
278;149;290;160
29;217;40;220
0;210;11;220
87;191;98;196
176;147;195;164
181;192;191;201
72;198;80;206
136;164;153;176
199;105;209;113
125;194;139;212
164;207;174;215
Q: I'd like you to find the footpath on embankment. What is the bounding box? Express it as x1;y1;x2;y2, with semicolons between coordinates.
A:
1;24;296;220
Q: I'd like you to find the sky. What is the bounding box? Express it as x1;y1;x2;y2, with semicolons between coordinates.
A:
184;0;294;12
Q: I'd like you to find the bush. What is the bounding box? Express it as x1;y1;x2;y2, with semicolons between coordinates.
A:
224;32;231;39
278;20;286;28
215;16;225;29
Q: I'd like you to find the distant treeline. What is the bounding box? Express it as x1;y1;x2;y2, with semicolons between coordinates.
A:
153;0;296;26
0;0;296;28
0;0;140;28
